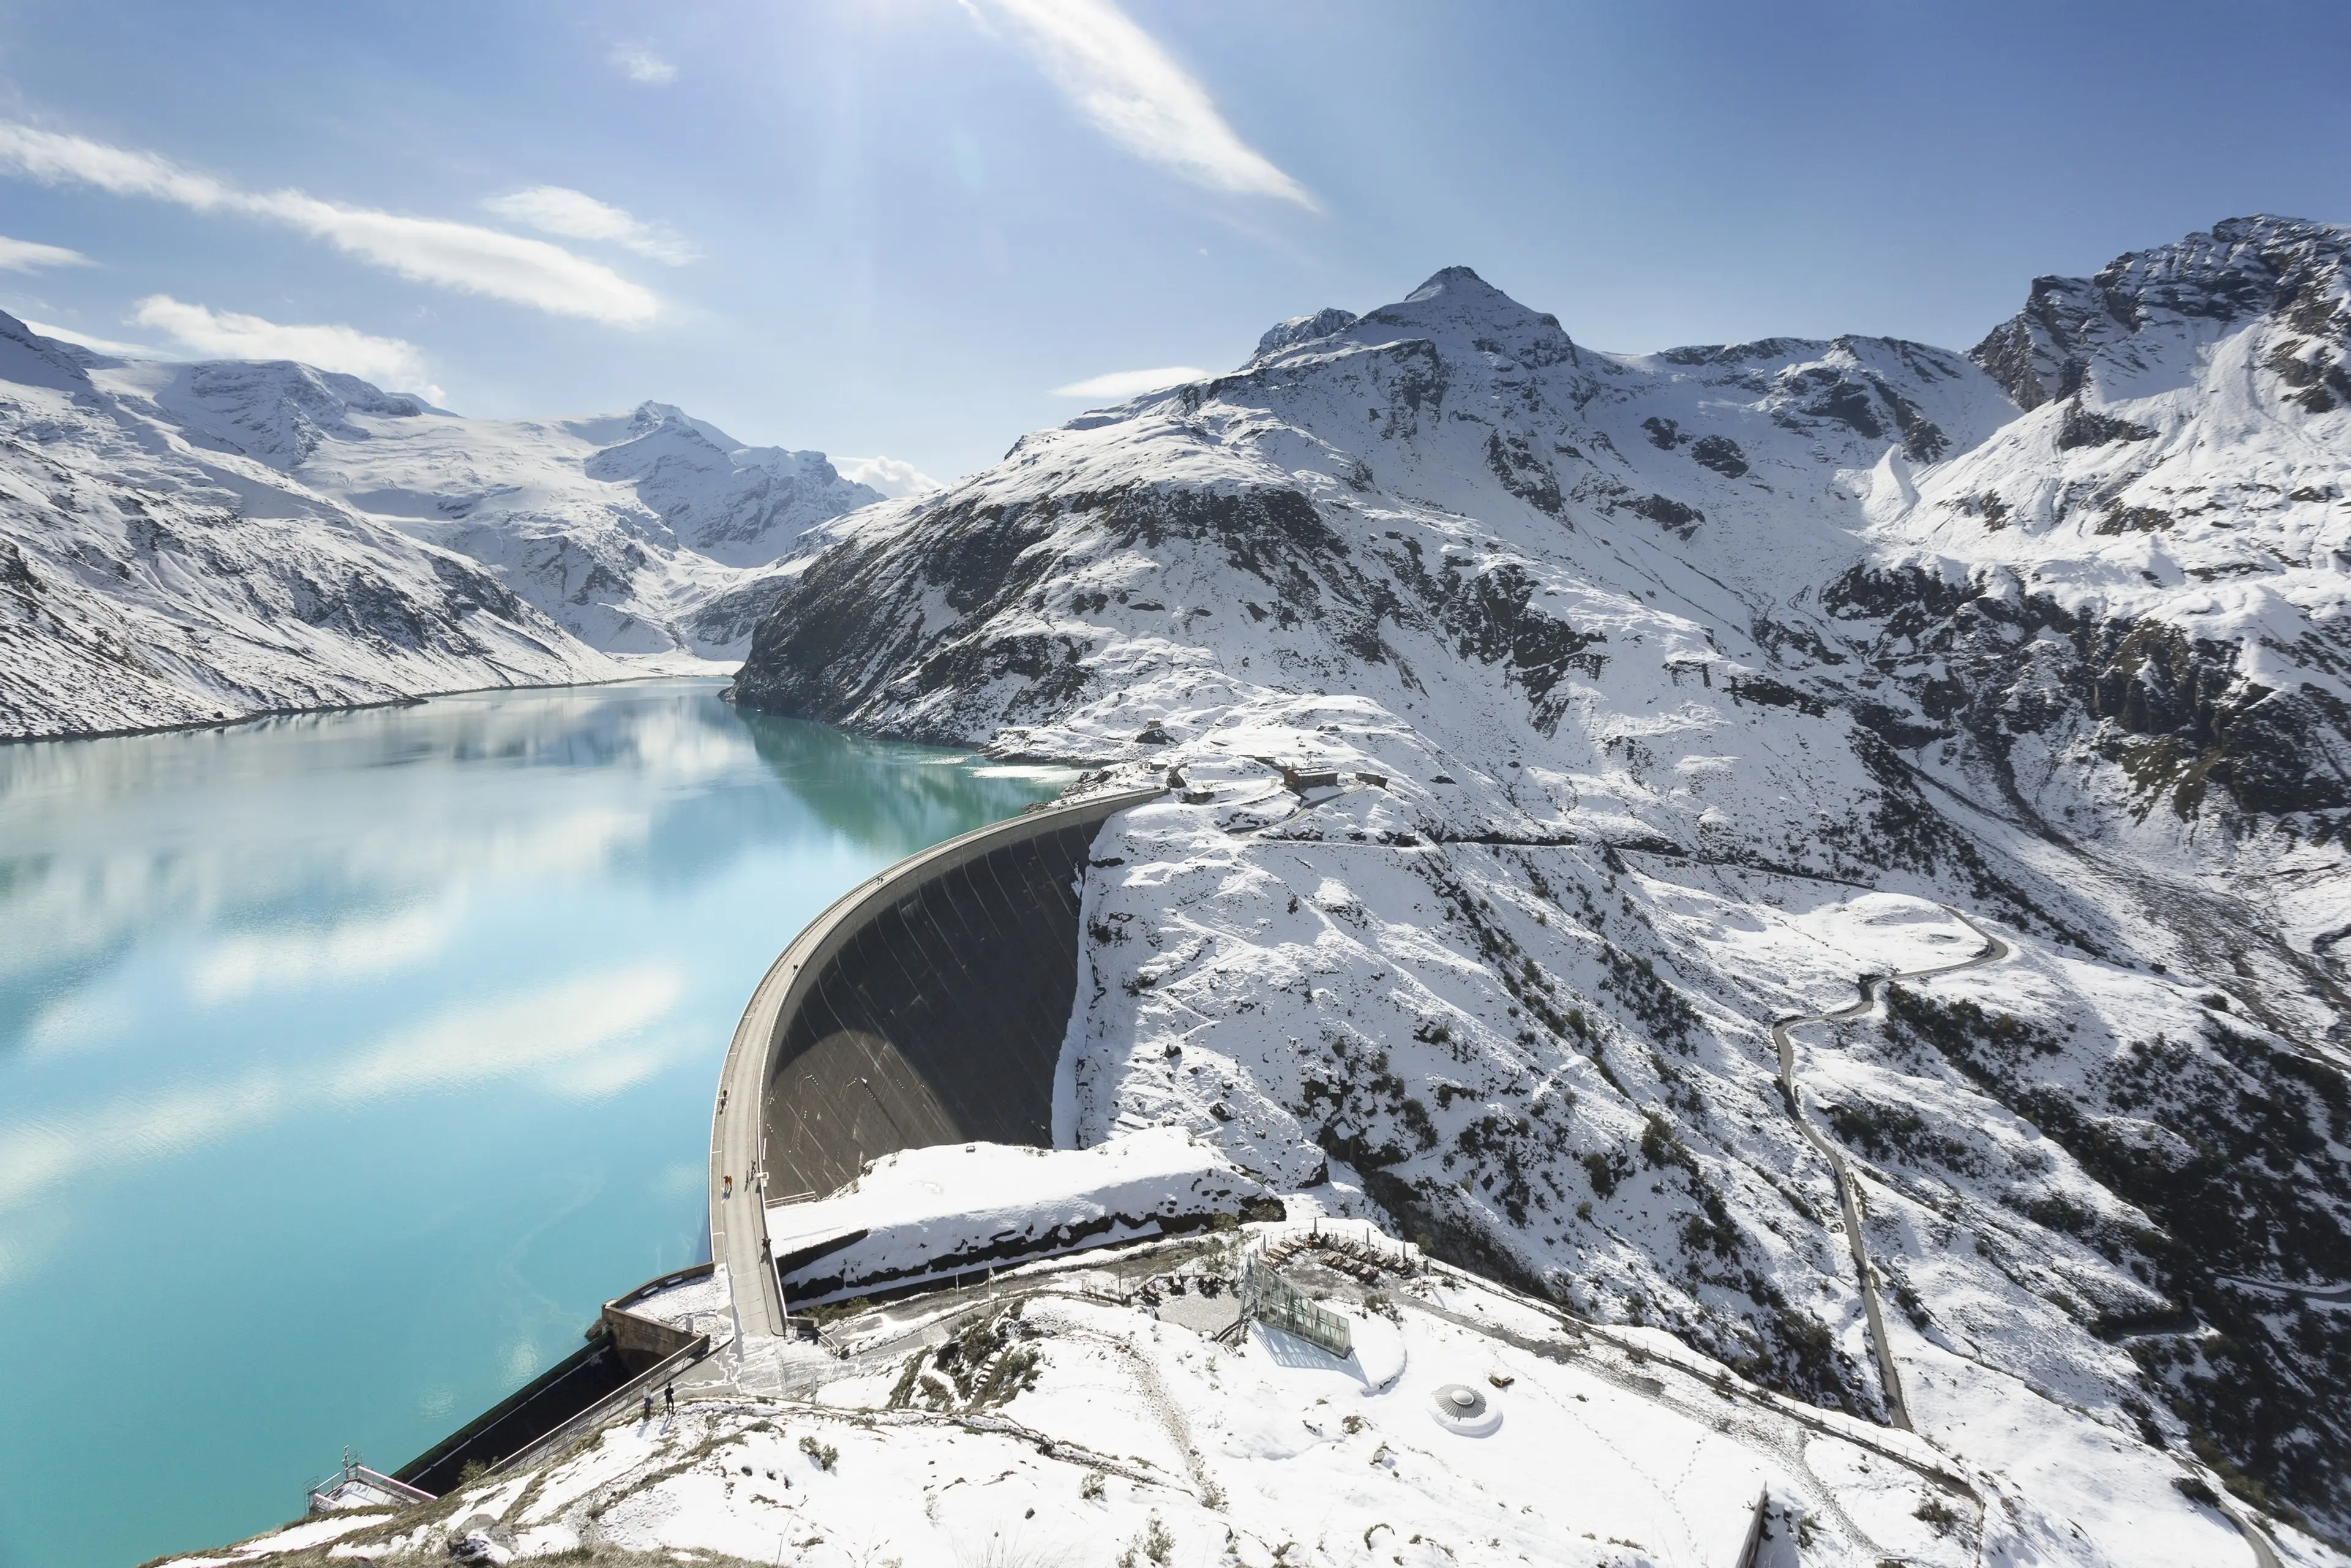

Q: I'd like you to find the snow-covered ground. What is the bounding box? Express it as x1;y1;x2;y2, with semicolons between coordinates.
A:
730;219;2351;1551
768;1130;1277;1305
174;1219;2276;1568
0;313;887;738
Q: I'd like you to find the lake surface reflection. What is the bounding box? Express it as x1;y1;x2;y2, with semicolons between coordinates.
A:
0;680;1066;1568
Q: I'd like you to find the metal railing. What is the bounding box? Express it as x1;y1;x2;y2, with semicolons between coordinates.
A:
308;1448;437;1513
485;1332;712;1481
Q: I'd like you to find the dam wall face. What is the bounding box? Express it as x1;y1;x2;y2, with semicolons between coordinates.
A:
758;789;1157;1201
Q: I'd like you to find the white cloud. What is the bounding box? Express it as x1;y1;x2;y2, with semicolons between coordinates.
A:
975;0;1313;207
1051;364;1207;399
0;122;660;325
0;966;689;1217
610;45;678;85
0;1071;283;1214
329;964;686;1102
133;296;443;400
483;186;696;266
0;122;231;206
248;192;661;325
835;454;943;498
21;318;154;358
189;904;457;1005
0;234;89;271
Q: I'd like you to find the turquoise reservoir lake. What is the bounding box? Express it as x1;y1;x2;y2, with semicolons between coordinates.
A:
0;681;1065;1568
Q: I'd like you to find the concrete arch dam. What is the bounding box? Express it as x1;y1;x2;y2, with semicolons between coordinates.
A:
711;786;1162;1335
763;792;1145;1194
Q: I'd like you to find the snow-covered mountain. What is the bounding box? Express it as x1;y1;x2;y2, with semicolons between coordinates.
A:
732;218;2351;1556
0;315;629;739
0;314;887;738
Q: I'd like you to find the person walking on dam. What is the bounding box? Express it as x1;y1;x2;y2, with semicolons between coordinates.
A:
664;1381;675;1416
640;1390;653;1424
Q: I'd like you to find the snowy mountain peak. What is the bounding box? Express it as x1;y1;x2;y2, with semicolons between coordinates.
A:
0;334;892;705
144;358;432;469
622;398;744;452
1253;305;1358;359
1401;262;1505;303
578;402;883;570
732;223;2351;1546
1971;212;2351;411
1351;264;1580;366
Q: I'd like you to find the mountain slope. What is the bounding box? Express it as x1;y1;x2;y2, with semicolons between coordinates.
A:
0;315;624;739
87;356;887;657
731;222;2351;1554
0;314;891;739
162;1212;2246;1568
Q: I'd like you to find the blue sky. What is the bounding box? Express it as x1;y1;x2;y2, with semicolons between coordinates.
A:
0;0;2345;486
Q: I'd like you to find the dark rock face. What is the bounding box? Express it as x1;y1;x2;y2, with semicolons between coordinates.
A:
1255;306;1360;359
735;483;1362;740
1821;565;2351;835
734;476;1616;746
1971;215;2351;411
1485;430;1565;515
2055;399;2158;450
1689;435;1748;477
1768;353;1951;461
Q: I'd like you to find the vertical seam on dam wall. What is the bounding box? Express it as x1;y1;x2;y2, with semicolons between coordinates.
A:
710;787;1160;1338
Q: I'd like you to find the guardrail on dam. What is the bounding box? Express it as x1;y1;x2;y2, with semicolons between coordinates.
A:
711;784;1163;1336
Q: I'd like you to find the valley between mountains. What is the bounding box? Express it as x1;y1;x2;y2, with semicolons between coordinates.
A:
13;216;2351;1564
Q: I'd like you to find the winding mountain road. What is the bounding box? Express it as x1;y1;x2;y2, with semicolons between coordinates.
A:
1771;909;2283;1568
1769;909;2011;1431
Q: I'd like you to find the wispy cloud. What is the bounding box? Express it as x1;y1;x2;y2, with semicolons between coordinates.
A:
0;122;660;325
483;186;696;266
610;44;678;85
189;904;457;1005
0;234;88;272
21;318;154;358
0;965;687;1220
1051;364;1206;399
834;454;942;498
133;296;443;400
975;0;1312;207
329;965;686;1102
